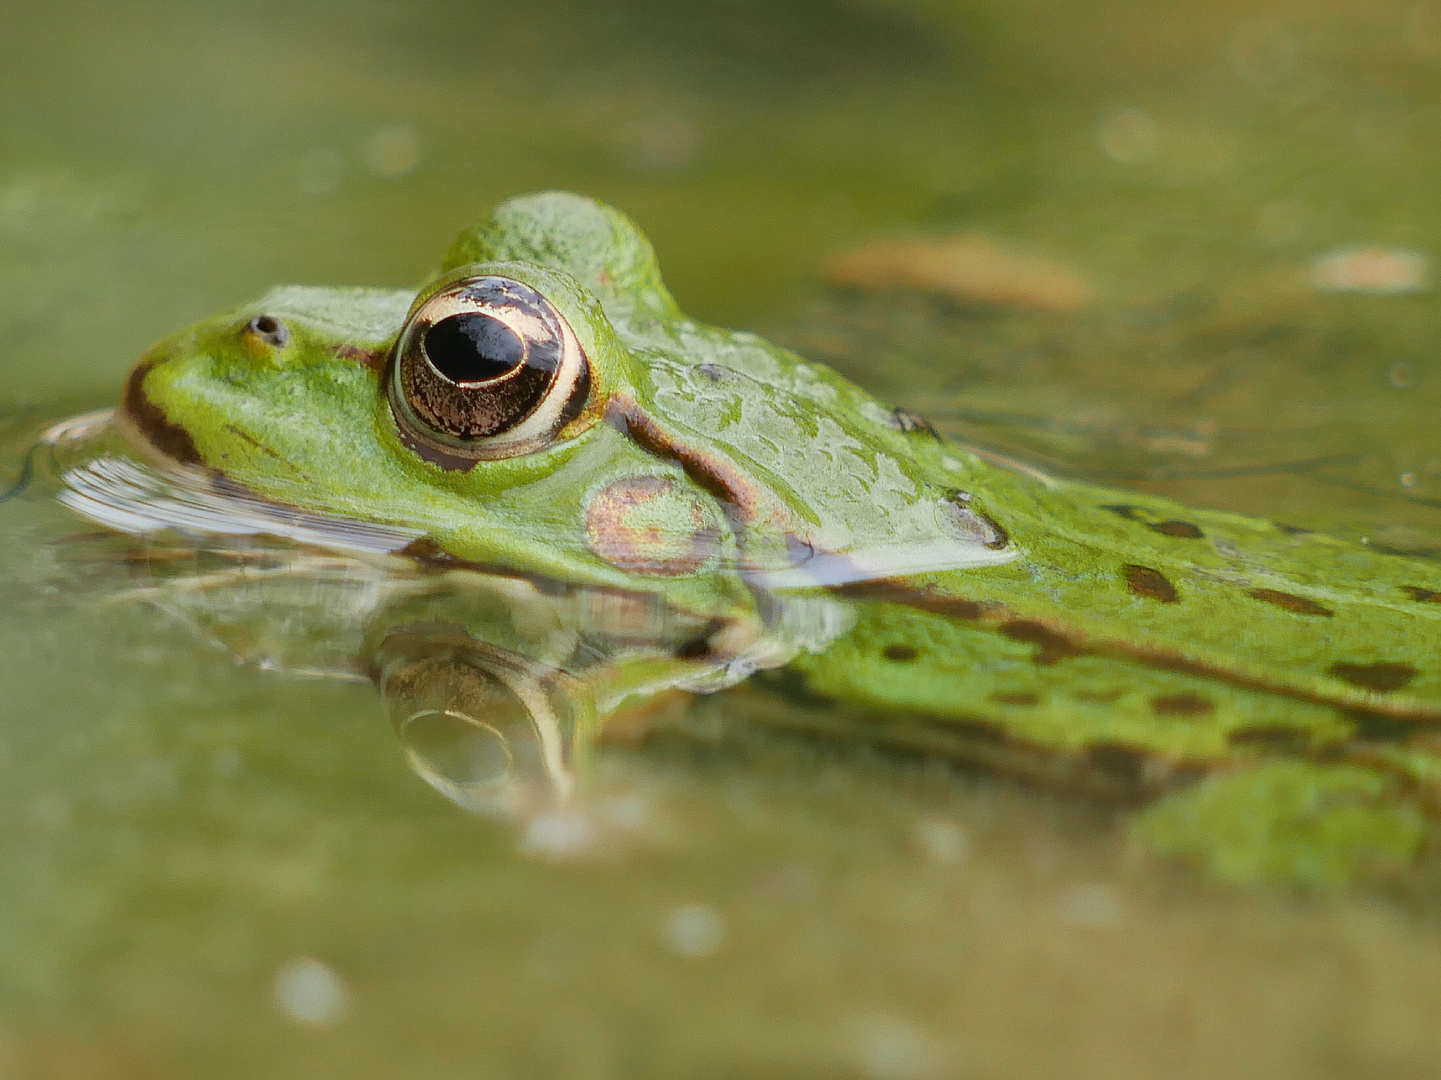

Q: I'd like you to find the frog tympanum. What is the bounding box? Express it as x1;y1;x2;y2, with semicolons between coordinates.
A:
43;192;1441;886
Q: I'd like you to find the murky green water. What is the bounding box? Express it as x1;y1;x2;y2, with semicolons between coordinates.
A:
7;1;1441;1076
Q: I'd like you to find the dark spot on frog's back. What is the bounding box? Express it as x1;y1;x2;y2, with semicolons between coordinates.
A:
122;358;201;466
1402;586;1441;603
882;643;918;663
991;690;1040;706
1000;620;1082;665
1100;504;1204;539
1228;725;1313;752
1151;520;1204;539
1151;693;1214;717
1329;661;1419;693
1102;504;1141;519
1123;564;1179;603
1247;588;1334;617
1345;709;1435;741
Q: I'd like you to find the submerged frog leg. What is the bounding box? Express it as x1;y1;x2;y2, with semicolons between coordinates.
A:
1132;761;1428;887
780;601;1356;800
783;598;1441;884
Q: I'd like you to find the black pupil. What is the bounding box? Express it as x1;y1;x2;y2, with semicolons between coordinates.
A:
424;313;525;384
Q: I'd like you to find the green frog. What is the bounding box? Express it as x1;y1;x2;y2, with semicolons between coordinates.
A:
54;191;1441;886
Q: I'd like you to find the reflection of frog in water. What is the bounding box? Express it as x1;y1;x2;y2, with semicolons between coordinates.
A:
49;192;1441;886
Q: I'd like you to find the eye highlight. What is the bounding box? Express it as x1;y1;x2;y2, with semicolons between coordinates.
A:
389;276;591;462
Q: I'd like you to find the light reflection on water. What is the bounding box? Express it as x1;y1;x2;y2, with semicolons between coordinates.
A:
6;0;1441;1076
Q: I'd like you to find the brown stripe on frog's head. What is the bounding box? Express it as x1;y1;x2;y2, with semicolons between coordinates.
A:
607;395;765;521
1151;692;1214;717
117;355;201;467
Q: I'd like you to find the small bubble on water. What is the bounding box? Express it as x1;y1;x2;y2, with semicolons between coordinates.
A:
363;125;422;179
1389;362;1417;388
1056;883;1124;928
1401;472;1419;488
1096;106;1159;165
912;820;969;865
520;810;600;860
273;957;349;1026
662;904;725;958
854;1017;940;1080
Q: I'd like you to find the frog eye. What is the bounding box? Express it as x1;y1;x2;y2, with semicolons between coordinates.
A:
388;276;591;462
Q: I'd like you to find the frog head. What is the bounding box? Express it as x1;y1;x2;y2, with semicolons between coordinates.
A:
114;192;1013;617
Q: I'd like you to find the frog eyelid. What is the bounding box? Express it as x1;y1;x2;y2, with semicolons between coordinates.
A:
387;275;592;464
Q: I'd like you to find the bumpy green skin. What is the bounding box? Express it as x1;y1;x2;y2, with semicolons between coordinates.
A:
122;191;1441;885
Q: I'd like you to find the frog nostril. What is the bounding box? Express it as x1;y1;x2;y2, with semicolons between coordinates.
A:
245;314;290;348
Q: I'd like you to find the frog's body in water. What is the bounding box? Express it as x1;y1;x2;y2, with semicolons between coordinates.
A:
82;191;1441;885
